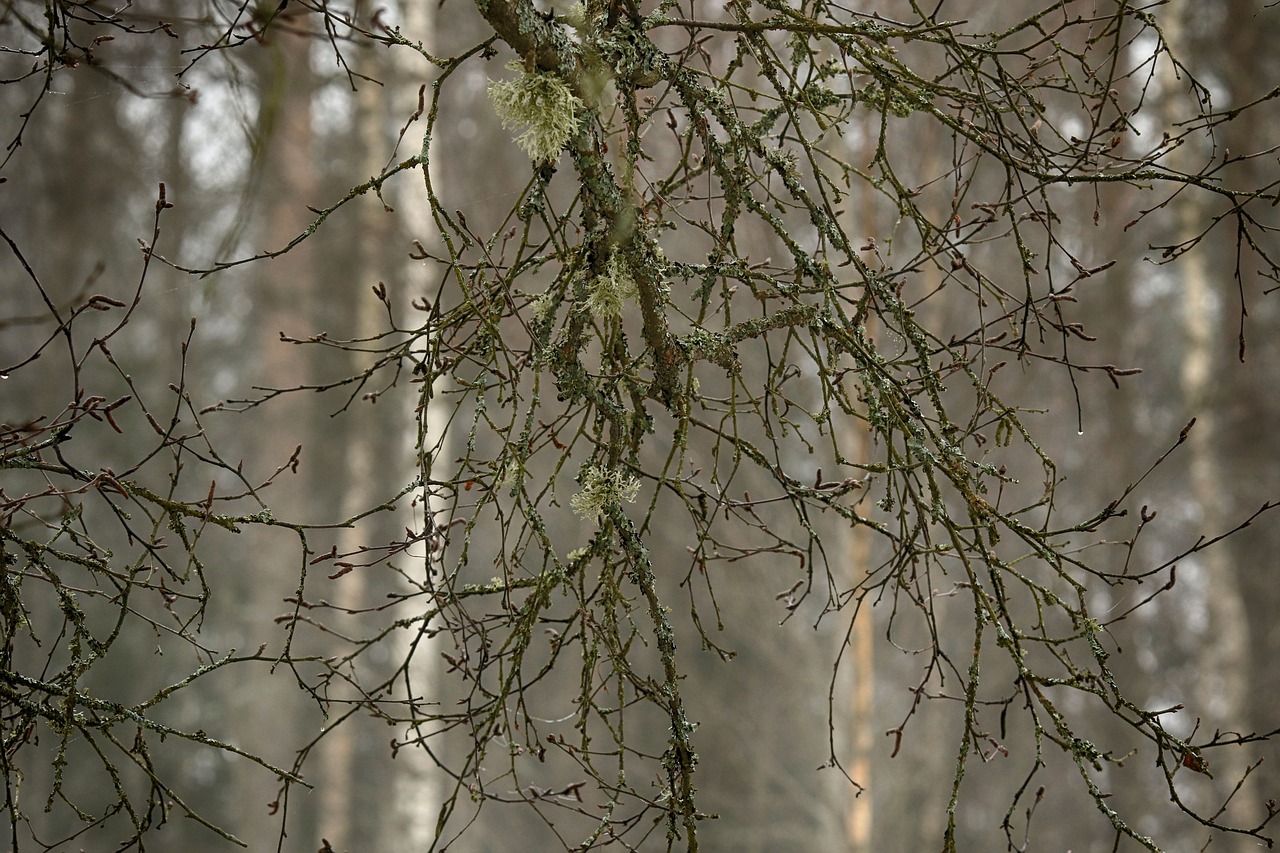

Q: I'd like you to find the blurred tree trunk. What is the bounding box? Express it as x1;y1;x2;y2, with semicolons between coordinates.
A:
1162;3;1250;826
312;56;385;853
840;427;874;853
386;3;447;848
840;119;880;853
1204;0;1280;836
237;27;323;852
314;4;440;845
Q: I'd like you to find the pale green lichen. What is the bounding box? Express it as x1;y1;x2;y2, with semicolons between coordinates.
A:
585;254;637;319
558;1;588;33
488;61;584;162
532;288;555;320
495;459;519;491
571;465;640;523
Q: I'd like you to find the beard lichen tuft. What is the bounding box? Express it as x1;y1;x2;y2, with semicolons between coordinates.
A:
571;465;640;523
488;61;584;163
585;254;637;320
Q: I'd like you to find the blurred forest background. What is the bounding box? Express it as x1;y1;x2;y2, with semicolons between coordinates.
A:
2;1;1279;851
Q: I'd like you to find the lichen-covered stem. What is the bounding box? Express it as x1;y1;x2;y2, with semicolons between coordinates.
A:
612;509;700;851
